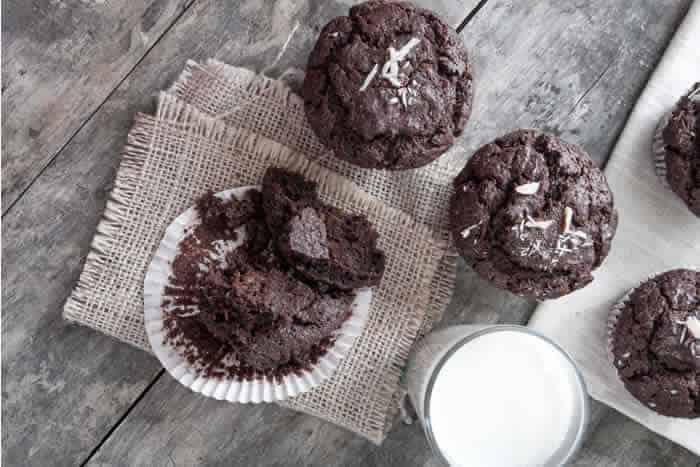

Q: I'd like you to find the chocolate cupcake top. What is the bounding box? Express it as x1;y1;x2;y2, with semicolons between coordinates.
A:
611;269;699;418
303;0;473;170
661;82;700;216
263;168;386;290
449;130;618;300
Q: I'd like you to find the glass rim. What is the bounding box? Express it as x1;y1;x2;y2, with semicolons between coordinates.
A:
421;324;590;467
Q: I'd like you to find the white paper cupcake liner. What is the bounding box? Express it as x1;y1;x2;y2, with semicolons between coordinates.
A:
144;186;373;403
607;267;699;365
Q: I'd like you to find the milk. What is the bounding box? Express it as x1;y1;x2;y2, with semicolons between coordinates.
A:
406;326;587;467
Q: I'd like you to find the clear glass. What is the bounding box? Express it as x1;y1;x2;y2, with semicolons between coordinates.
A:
405;325;589;467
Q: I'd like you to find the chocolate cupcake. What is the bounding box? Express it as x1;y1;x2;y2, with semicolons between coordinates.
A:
303;0;473;170
608;269;699;418
449;130;618;300
653;83;700;217
162;190;356;381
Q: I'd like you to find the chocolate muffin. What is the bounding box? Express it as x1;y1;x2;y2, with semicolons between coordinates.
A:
303;0;473;170
263;168;386;290
610;269;699;418
163;190;355;380
657;83;700;217
449;130;618;300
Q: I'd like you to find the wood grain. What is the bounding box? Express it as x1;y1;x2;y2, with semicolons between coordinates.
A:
1;0;192;212
83;0;696;465
1;1;477;466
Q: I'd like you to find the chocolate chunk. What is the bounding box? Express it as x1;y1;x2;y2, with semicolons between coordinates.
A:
287;207;330;260
264;167;386;289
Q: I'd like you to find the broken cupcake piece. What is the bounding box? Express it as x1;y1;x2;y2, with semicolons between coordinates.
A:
163;189;354;381
264;167;386;290
195;188;261;235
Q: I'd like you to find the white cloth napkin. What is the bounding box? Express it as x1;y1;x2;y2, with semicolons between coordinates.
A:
529;2;700;455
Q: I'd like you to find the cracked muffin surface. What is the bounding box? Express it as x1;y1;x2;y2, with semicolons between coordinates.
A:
449;130;618;300
303;0;473;170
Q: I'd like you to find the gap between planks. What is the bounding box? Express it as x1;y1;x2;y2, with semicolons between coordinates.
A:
78;370;165;467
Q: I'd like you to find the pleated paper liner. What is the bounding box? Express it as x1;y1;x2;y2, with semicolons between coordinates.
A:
652;110;672;189
144;186;373;403
607;267;698;359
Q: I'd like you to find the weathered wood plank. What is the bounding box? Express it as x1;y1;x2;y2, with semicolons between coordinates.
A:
1;1;477;466
87;388;698;467
458;0;692;163
85;0;697;466
1;0;192;212
572;401;698;466
89;381;439;467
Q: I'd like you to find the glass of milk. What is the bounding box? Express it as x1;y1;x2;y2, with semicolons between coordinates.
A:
405;325;589;466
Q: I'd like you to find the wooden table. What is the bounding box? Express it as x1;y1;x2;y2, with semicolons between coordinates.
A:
3;1;698;465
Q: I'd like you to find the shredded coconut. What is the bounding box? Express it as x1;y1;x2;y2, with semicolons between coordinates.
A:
360;64;379;92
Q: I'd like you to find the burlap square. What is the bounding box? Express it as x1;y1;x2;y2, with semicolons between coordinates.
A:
64;91;451;443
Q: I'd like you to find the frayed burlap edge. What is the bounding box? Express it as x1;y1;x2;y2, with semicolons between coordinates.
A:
63;117;155;350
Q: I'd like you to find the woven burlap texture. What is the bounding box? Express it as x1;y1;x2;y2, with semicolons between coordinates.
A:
170;59;461;335
63;88;451;443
